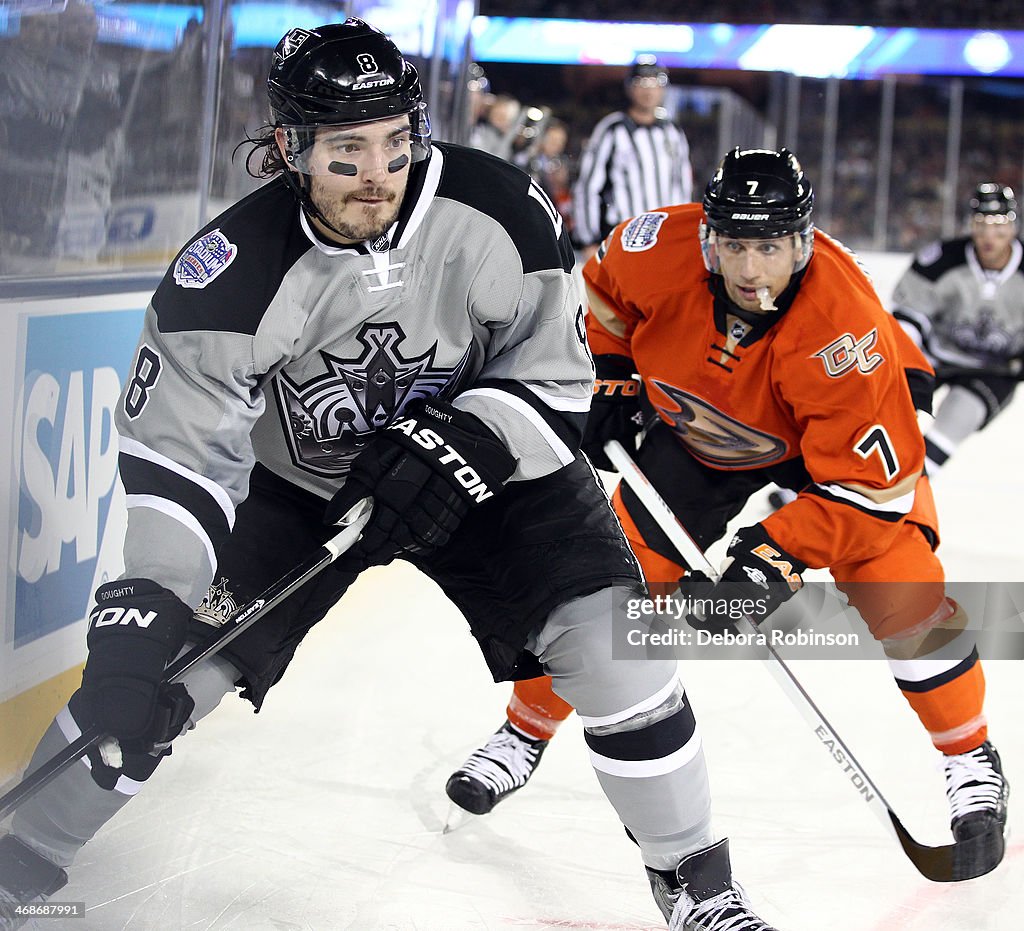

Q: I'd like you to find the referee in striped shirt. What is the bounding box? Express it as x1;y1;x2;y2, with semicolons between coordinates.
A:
572;56;693;259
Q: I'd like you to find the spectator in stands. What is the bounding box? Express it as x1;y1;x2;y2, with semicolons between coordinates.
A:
0;0;122;272
518;117;574;233
470;93;523;160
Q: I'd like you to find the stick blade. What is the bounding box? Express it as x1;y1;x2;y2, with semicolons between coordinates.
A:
889;811;1005;882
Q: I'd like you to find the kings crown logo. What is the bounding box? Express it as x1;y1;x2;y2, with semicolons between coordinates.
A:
194;579;239;628
274;323;471;477
276;27;318;61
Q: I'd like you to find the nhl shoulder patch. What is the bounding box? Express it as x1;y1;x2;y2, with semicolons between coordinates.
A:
173;229;238;289
915;240;943;267
621;212;668;252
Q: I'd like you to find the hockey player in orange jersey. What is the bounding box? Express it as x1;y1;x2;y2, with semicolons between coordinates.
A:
447;147;1009;874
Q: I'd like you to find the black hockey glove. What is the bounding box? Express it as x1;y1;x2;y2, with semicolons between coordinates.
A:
325;398;517;568
678;525;806;635
581;354;644;470
80;579;194;788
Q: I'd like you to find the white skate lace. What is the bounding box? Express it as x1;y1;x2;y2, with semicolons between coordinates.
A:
944;746;1004;820
672;884;773;931
458;730;539;794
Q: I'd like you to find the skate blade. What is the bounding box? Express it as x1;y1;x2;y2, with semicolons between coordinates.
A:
442;802;477;834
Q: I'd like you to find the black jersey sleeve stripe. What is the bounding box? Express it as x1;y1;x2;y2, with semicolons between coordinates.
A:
893;307;930;339
433;143;572;274
153;179;312;336
118;452;233;557
895;648;979;693
906;366;935;415
805;483;907;522
910;238;970;282
472;378;586;449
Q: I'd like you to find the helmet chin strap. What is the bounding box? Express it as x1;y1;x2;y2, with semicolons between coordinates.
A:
327;154;409;176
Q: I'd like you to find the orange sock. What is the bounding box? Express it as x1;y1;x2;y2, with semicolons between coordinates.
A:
898;661;987;755
507;676;574;740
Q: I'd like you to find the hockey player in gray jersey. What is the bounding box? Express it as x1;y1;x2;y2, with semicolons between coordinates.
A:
0;19;781;931
892;183;1024;473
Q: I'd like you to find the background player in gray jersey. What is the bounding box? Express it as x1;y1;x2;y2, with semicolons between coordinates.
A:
0;19;781;931
892;183;1024;473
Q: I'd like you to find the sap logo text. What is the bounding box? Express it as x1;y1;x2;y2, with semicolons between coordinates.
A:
91;606;159;629
107;206;155;244
19;367;122;584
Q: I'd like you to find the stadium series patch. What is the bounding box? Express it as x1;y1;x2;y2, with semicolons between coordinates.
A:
621;212;668;252
173;230;238;289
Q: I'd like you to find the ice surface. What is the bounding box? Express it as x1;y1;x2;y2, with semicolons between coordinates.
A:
24;252;1024;929
49;388;1023;929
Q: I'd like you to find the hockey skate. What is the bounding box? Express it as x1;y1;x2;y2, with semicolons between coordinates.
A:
445;721;549;815
0;835;67;931
647;838;777;931
943;740;1010;879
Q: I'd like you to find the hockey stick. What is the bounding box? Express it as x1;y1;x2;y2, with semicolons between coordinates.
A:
0;499;372;821
604;440;983;883
934;362;1023;381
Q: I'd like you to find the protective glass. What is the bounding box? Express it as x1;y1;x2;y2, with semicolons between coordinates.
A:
630;74;668;88
699;224;815;274
280;104;430;176
971;213;1016;227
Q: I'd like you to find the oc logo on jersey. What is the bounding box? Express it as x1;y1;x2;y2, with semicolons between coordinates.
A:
814;329;884;377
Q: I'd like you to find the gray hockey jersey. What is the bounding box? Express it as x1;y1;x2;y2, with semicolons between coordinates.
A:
115;143;593;606
892;236;1024;370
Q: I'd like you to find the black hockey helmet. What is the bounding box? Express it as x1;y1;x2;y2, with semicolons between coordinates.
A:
969;182;1017;224
700;147;815;272
628;54;668;87
267;19;430;173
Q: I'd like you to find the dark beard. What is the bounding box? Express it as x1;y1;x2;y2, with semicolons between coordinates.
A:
310;182;402;243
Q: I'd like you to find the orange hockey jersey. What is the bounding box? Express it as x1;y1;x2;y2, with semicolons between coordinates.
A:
584;203;937;569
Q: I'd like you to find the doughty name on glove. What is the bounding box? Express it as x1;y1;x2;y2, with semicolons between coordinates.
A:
625;593;769;622
387;409;497;504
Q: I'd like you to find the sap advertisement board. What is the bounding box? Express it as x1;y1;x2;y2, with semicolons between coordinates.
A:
2;294;149;704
